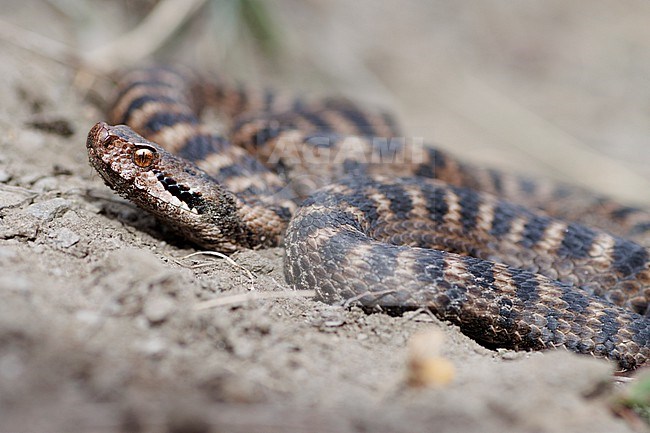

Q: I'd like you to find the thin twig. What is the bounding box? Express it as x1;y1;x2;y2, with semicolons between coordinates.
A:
174;251;256;282
342;289;396;308
194;290;315;310
403;307;437;322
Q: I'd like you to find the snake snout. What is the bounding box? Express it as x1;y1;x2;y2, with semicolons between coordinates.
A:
87;122;111;151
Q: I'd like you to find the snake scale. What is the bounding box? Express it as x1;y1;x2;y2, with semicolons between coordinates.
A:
87;66;650;370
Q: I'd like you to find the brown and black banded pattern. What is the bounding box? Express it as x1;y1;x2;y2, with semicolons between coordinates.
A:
284;176;650;368
87;66;650;369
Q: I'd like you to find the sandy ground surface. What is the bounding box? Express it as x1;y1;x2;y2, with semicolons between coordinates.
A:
1;1;650;432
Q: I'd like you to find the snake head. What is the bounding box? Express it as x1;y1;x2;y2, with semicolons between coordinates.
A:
86;122;255;250
87;121;215;213
86;122;287;251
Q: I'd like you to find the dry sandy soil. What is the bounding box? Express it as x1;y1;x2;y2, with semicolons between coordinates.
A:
1;1;650;432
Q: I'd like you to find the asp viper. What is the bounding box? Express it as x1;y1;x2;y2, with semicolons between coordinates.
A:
87;67;650;369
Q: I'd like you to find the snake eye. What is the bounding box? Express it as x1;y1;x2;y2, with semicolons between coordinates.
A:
133;147;155;168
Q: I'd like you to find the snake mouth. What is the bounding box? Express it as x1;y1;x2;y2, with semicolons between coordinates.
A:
120;175;204;217
152;169;204;214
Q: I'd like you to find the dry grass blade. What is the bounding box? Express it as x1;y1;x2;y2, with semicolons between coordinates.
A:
194;290;315;310
174;251;256;282
0;18;75;64
82;0;207;73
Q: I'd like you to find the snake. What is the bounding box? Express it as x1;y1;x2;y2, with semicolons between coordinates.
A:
86;66;650;370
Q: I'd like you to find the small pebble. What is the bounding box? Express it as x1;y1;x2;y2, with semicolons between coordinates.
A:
323;319;345;327
143;296;175;324
497;348;523;360
0;274;33;294
0;215;38;240
26;198;71;221
138;337;168;357
406;329;455;387
75;310;102;326
0;188;32;209
32;177;60;192
48;227;80;248
313;308;347;329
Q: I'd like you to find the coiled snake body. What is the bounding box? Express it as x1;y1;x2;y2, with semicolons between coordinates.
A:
87;67;650;369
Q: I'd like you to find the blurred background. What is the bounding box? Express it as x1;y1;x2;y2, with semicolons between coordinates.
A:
2;0;650;203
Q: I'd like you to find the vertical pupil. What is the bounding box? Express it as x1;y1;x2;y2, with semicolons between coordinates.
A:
134;149;153;167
